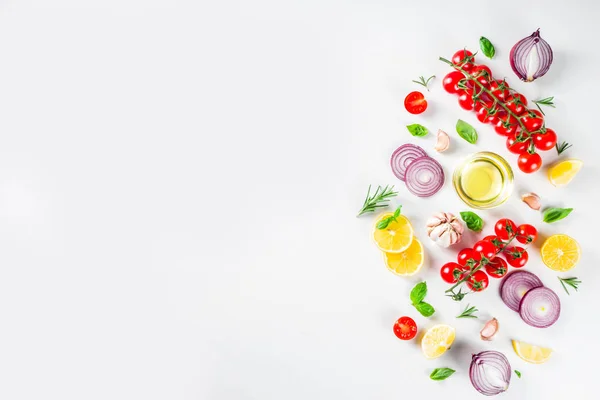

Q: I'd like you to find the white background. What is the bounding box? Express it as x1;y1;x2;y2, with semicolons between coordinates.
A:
0;0;598;399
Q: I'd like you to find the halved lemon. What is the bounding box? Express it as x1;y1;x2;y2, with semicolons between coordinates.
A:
548;159;582;187
512;340;552;364
373;212;413;253
421;324;455;359
541;234;581;271
383;238;424;276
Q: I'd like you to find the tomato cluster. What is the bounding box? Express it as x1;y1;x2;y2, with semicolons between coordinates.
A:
442;50;558;173
440;218;537;297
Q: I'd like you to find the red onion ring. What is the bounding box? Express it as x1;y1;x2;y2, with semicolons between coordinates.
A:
499;270;543;312
510;29;553;82
404;156;444;197
469;351;511;396
519;286;561;328
390;144;427;181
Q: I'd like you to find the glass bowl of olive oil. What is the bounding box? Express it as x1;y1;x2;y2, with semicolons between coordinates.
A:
453;152;514;209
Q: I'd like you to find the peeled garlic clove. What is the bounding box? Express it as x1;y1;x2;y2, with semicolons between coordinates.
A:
480;318;499;341
434;129;450;152
521;192;541;210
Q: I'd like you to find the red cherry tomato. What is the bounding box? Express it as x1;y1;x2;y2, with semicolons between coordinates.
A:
404;91;428;114
517;152;542;174
440;262;467;284
505;93;528;115
470;65;492;87
516;224;538;244
452;49;475;71
521;109;544;132
483;235;506;251
490;79;510;101
442;71;465;94
457;248;481;267
532;128;558;151
506;132;530;154
474;100;500;124
458;89;475;111
393;316;417;340
485;257;508;278
466;270;489;292
494;218;517;240
473;240;497;259
494;112;519;136
504;246;528;268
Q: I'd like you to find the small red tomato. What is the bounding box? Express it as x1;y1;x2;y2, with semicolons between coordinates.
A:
466;270;489;292
516;224;538;244
505;93;528;115
490;79;510;101
393;316;417;340
457;248;481;267
404;91;427;114
495;218;517;240
521;109;544;132
442;71;466;94
483;235;506;251
518;152;542;174
457;89;475;110
504;246;529;268
452;49;475;71
494;112;519;136
532;128;558;151
440;262;467;284
470;65;492;87
485;257;508;278
473;240;497;259
474;100;500;124
506;132;530;154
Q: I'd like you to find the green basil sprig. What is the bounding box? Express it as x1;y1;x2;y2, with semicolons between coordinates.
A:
542;207;573;223
410;282;435;317
460;211;483;232
479;36;495;59
430;368;456;381
406;123;428;137
456;119;478;144
377;206;401;230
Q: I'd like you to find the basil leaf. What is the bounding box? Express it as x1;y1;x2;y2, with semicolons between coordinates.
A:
406;124;428;137
514;370;522;378
456;119;478;144
410;281;427;305
542;207;573;223
430;368;456;381
460;211;483;232
393;206;401;218
414;301;435;317
479;36;495;59
376;217;392;230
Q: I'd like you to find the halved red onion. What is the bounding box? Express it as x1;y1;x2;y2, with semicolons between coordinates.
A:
499;270;543;312
519;286;561;328
510;29;553;82
470;351;511;396
390;144;427;181
404;156;444;197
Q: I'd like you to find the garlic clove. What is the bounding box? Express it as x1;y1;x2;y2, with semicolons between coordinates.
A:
521;192;541;210
434;129;450;152
480;318;499;341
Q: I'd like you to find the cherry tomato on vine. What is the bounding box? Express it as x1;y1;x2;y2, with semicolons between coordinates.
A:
470;65;492;87
404;91;428;114
474;100;500;124
532;128;557;151
452;49;475;71
518;151;542;173
466;270;489;292
442;71;465;94
474;240;497;259
490;79;510;101
457;248;481;267
516;224;538;244
505;93;528;115
458;89;475;111
504;246;528;268
506;132;530;154
440;262;467;284
495;218;517;240
485;257;508;278
483;235;506;251
393;316;417;340
494;113;519;136
522;109;544;132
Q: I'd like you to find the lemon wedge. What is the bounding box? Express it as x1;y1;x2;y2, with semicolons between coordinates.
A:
421;324;455;359
548;159;582;187
512;340;552;364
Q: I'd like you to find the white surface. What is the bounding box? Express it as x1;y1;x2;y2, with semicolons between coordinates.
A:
0;1;598;399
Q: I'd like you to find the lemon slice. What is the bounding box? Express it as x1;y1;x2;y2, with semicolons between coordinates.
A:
512;340;552;364
373;212;413;253
541;234;581;271
421;324;455;359
383;238;424;276
548;159;582;187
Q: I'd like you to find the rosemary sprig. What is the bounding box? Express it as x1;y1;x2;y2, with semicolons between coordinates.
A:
412;75;435;91
456;303;478;319
555;141;572;155
356;185;398;217
533;96;555;115
558;277;581;295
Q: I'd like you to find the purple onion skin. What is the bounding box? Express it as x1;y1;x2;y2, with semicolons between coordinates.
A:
510;29;553;82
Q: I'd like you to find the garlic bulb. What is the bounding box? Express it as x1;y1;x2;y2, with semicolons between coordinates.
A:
426;212;464;248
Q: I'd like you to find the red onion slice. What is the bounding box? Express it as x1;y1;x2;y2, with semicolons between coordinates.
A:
390;144;427;181
499;270;543;312
510;29;553;82
469;351;511;396
519;286;561;328
404;156;445;197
